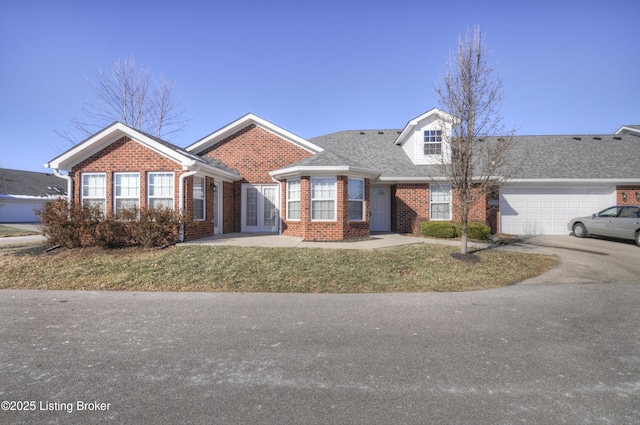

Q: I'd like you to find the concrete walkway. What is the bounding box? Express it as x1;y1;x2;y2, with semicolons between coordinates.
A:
179;232;491;250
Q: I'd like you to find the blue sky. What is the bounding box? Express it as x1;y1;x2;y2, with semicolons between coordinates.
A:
1;0;638;172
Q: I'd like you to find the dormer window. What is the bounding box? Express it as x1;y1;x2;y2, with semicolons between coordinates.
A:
423;130;442;155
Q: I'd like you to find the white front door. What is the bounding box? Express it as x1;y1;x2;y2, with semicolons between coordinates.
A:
241;184;279;232
370;186;390;232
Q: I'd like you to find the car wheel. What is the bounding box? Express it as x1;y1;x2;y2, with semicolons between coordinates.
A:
636;231;640;247
573;223;588;238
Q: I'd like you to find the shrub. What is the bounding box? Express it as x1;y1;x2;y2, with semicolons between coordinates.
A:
36;199;102;248
37;200;189;249
130;206;186;248
454;222;492;240
421;221;457;238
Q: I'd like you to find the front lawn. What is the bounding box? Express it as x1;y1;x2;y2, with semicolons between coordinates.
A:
0;243;558;293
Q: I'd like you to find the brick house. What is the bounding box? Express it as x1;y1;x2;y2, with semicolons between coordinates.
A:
45;109;640;241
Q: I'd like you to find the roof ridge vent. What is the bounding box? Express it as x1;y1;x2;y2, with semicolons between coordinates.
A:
593;137;601;140
378;131;384;135
359;131;365;135
613;136;622;140
573;137;582;140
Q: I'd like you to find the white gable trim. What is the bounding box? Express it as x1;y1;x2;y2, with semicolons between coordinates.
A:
45;122;195;171
186;113;324;155
393;108;455;146
615;125;640;136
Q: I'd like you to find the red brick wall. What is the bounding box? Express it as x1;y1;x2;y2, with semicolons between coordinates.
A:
199;124;313;232
616;186;640;205
70;137;185;215
393;184;430;234
392;183;491;235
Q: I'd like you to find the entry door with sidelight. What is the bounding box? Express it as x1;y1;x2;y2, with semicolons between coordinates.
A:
241;184;279;232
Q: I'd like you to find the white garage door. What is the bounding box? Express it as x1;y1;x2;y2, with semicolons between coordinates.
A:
500;186;615;235
0;200;45;223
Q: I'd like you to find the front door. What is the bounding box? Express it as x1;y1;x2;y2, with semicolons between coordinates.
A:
370;186;390;232
241;184;279;232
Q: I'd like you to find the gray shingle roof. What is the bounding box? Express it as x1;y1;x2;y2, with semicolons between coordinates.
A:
0;168;67;197
309;131;640;180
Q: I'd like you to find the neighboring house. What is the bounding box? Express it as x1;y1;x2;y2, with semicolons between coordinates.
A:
0;168;67;222
44;109;640;241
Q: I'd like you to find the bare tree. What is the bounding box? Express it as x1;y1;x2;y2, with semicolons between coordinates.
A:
58;56;188;144
434;26;520;255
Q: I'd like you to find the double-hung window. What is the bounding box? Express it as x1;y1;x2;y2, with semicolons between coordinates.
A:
311;177;336;221
430;184;451;220
148;172;174;210
81;173;106;214
287;179;300;220
348;178;364;221
192;176;205;220
424;130;443;155
114;173;140;214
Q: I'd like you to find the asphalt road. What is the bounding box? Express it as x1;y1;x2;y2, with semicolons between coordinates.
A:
0;237;639;424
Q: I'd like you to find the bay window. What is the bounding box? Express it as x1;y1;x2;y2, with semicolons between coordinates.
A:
287;179;300;220
311;177;336;221
348;178;364;221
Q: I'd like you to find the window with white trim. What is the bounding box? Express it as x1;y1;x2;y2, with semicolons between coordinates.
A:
148;172;174;210
192;176;205;220
424;130;443;155
348;178;364;221
114;173;140;214
311;177;336;221
430;184;451;220
81;173;106;213
287;179;300;220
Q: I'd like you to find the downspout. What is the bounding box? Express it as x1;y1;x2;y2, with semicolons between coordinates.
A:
53;169;73;203
179;166;200;242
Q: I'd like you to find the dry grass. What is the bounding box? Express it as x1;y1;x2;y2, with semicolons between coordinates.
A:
0;224;40;237
0;242;558;293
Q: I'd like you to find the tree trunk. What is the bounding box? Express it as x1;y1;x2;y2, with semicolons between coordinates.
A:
460;223;468;255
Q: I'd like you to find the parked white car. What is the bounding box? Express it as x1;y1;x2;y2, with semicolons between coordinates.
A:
568;205;640;247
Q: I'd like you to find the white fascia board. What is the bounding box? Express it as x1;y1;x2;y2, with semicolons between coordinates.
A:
45;123;194;171
196;163;242;182
378;176;450;184
614;125;640;136
507;178;640;185
187;113;324;155
270;165;381;180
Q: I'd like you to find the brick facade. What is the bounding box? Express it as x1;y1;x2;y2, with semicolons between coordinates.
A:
200;124;313;233
616;185;640;205
69;137;185;214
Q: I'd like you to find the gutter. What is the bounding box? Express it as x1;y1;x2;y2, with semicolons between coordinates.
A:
178;166;200;242
53;169;73;203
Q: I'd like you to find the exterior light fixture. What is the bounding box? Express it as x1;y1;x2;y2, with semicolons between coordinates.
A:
622;192;628;202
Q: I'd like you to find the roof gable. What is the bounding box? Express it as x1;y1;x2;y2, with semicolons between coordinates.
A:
186;113;324;155
393;108;454;146
44;122;240;181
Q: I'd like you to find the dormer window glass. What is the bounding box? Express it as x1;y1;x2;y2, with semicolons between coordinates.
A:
424;130;442;155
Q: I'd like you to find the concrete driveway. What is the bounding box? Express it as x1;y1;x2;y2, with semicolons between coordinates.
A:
0;234;639;424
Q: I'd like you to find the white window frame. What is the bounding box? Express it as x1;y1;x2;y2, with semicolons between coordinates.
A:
286;179;301;221
424;130;443;156
147;172;175;210
114;172;140;215
192;176;206;221
310;176;336;222
81;173;106;214
348;178;365;222
430;184;452;220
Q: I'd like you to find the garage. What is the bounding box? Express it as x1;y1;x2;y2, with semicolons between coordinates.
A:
500;185;616;235
0;198;46;223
